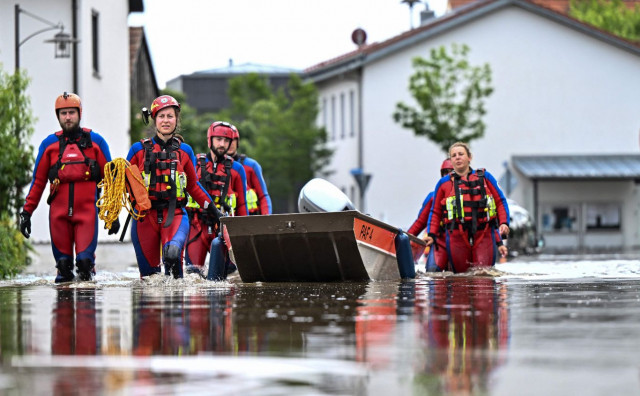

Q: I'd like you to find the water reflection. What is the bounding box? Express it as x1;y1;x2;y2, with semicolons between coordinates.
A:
132;288;234;356
51;288;101;395
0;278;512;394
52;288;98;355
415;277;509;394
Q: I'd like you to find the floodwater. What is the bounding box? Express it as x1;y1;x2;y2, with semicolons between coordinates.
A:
0;244;639;395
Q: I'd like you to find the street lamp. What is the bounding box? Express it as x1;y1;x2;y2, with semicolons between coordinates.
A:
14;4;79;71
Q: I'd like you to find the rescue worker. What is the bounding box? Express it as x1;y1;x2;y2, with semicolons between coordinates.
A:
19;92;117;283
126;95;218;279
185;121;248;276
408;159;453;271
424;142;509;272
226;127;272;215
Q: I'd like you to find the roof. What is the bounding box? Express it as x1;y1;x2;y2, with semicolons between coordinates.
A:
512;154;640;179
304;0;640;81
193;62;301;76
448;0;640;14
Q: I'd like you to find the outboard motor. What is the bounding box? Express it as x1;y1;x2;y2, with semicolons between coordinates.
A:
298;178;355;213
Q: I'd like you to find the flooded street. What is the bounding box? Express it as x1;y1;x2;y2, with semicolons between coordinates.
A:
0;244;639;395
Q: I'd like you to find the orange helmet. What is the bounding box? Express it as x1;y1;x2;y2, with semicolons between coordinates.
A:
207;121;237;149
55;92;82;118
441;158;453;177
150;95;180;118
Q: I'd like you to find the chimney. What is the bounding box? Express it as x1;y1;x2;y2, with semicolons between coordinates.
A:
420;2;436;25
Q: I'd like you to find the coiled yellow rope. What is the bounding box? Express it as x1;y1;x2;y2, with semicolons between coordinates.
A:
97;158;146;230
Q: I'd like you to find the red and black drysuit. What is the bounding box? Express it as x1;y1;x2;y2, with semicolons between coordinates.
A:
126;136;213;278
22;127;112;270
233;154;271;215
427;168;509;272
185;153;248;269
408;191;447;271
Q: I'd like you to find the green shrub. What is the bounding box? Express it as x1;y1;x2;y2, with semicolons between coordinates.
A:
0;214;31;278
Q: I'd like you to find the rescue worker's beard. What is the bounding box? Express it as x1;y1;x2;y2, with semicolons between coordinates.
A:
61;122;81;136
214;146;228;160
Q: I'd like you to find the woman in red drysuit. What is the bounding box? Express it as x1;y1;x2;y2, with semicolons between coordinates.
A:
126;95;218;278
424;142;509;272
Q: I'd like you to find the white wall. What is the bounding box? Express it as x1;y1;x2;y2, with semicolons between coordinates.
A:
318;77;361;206
0;0;131;243
322;5;640;237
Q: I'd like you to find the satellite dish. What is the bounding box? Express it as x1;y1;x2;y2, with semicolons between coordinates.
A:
351;28;367;46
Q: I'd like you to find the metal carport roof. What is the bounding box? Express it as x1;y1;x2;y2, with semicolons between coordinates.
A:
512;155;640;180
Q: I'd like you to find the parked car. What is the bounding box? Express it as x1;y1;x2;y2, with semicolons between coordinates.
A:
506;199;543;256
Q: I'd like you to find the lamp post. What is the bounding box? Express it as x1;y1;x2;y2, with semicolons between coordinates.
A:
14;4;78;72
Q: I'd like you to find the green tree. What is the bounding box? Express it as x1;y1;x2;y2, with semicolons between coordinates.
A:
219;73;332;212
0;66;34;277
393;43;493;153
0;67;35;216
250;75;332;212
570;0;640;41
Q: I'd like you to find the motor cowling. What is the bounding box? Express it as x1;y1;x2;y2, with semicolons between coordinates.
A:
298;178;355;213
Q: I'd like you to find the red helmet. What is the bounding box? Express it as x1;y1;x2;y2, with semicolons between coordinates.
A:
207;121;237;149
55;92;82;118
150;95;180;118
441;158;453;177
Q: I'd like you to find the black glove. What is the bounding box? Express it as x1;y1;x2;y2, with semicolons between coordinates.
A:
108;218;121;235
19;211;31;239
206;203;223;225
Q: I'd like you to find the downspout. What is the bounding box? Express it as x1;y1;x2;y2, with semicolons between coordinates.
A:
533;178;539;233
72;0;78;93
357;66;363;207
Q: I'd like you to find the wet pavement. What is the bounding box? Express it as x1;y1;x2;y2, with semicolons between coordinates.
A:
0;243;639;395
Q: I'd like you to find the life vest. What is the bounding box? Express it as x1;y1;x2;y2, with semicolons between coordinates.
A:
48;128;100;184
246;189;258;213
441;169;497;235
141;136;187;227
187;153;235;217
239;154;259;214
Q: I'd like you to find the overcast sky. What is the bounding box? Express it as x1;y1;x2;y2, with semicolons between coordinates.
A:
128;0;446;88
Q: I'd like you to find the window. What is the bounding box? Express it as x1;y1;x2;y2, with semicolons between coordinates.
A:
92;10;100;75
586;203;621;230
330;96;336;141
340;93;345;139
349;90;355;137
540;204;579;232
322;98;327;128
